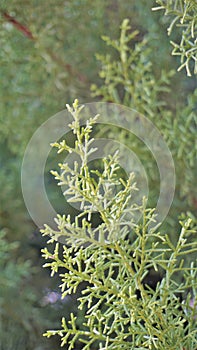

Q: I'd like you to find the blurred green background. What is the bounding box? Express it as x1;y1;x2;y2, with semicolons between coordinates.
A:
0;1;196;349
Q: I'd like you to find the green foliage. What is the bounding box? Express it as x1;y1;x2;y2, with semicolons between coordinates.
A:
91;19;174;117
41;101;197;349
165;89;197;202
91;19;197;227
0;2;196;348
153;0;197;76
0;2;142;316
43;218;197;349
0;0;143;236
0;229;35;349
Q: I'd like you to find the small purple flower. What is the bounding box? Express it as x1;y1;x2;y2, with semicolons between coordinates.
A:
189;298;197;319
183;297;197;320
42;291;62;306
41;289;70;307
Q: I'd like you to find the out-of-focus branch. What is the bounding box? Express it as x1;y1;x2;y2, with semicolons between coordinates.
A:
1;11;88;83
2;11;35;40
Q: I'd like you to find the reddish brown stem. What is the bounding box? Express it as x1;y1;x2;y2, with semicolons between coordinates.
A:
1;11;88;83
2;11;34;40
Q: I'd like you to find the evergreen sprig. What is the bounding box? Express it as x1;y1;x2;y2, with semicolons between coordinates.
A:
41;101;197;349
91;18;197;226
153;0;197;76
91;19;174;118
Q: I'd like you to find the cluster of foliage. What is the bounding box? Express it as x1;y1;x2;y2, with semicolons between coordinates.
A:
153;0;197;76
42;101;197;349
0;0;152;241
0;1;196;349
0;2;141;347
0;0;118;236
91;19;197;231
